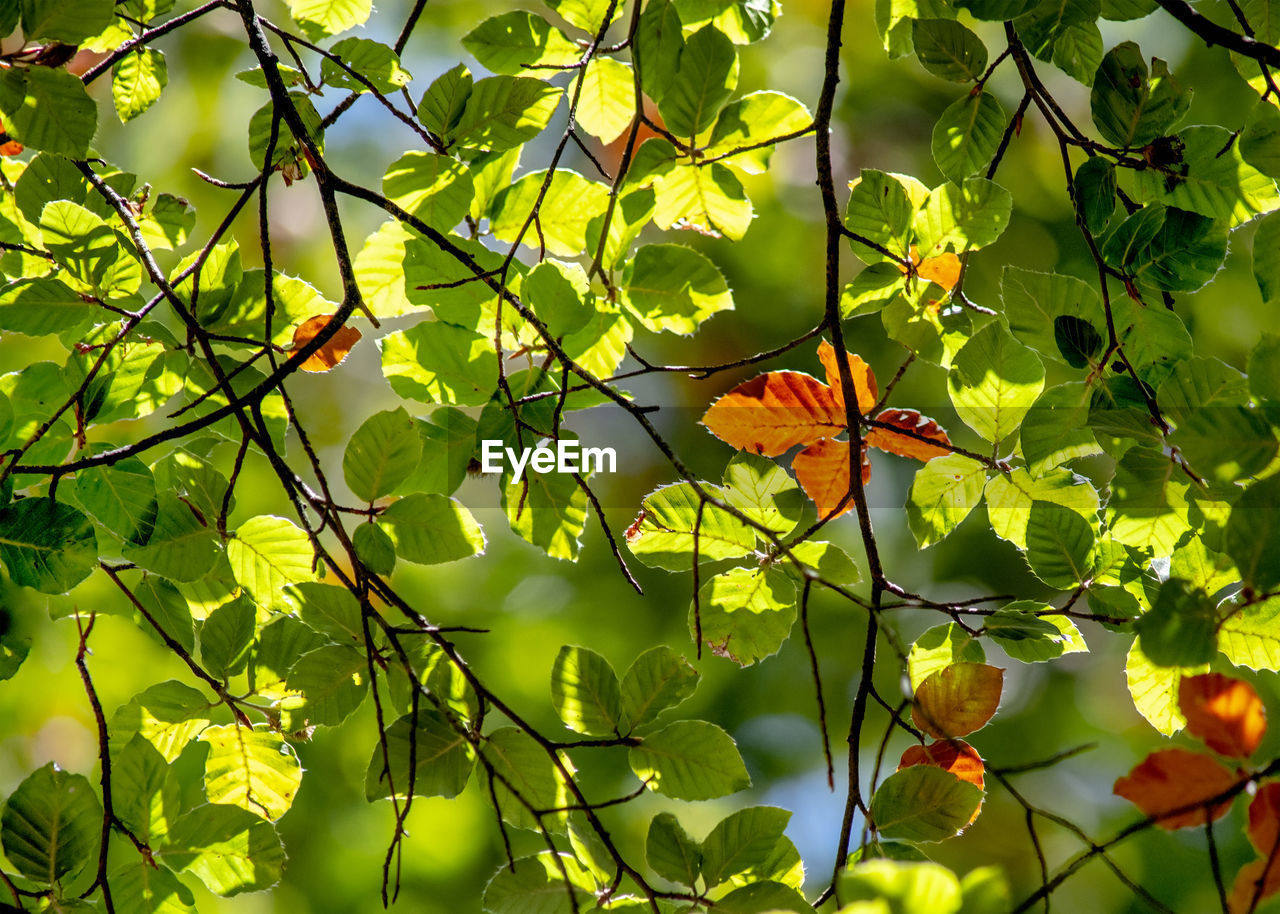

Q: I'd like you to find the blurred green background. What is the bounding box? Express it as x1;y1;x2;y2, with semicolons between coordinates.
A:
1;0;1276;910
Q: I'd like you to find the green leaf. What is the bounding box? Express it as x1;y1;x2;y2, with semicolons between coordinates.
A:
659;24;737;138
526;260;595;338
1075;157;1117;233
1254;213;1280;306
74;457;157;545
625;482;756;570
1055;315;1104;369
571;58;637;145
286;0;370;38
344;407;423;503
623;243;734;335
1050;20;1103;85
197;724;303;822
1132;126;1279;227
379;320;499;406
320;38;412;93
1090;42;1190;147
635;0;686;105
840;859;964;912
133;575;195;655
483;853;597;914
1220;598;1280;671
705;91;812;175
40;201;138;298
0;498;97;594
701;806;791;889
111;734;180;847
383;151;474;232
463;11;580;75
722;451;804;537
908;623;985;689
932;91;1005;184
199;598;255;679
551;645;624;735
869;767;983;842
380;493;485;565
715;881;812;913
0;278;97;336
984;603;1087;662
161;805;285;896
504;458;590;561
112;48;167;123
0;763;102;884
1159;358;1276;483
912;19;988;81
482;727;573;832
694;566;796;665
1226;474;1280;592
948;321;1045;444
1242;100;1280;178
630;719;750;800
490;169;611;257
287;582;362;647
846;170;916;260
107;861;196;914
620;645;700;730
1135;578;1218;667
1000;267;1106;367
448;76;561;152
417;63;473;137
985;468;1099;549
246;92;324;172
784;540;861;583
109;680;212;762
652;160;754;240
1107;446;1192;556
1124;641;1202;734
365;709;475;801
915;177;1012;256
227;515;315;615
396;408;478;497
122;493;221;584
906;455;987;548
1025;501;1096;588
20;0;112;41
353;521;397;576
549;0;622;31
285;645;368;727
646;813;702;887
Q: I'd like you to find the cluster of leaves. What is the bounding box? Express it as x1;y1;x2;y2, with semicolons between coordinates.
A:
0;0;1280;908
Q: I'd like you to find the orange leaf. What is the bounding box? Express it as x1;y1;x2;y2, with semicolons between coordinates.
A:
292;313;362;372
701;371;844;457
1230;858;1280;914
817;340;877;413
1113;747;1240;830
792;438;868;519
1179;672;1267;759
866;408;952;462
917;253;962;291
899;738;985;791
911;662;1004;739
0;139;22;156
1250;783;1280;859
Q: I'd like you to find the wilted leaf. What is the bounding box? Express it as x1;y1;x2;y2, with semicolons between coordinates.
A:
792;437;869;518
899;738;985;791
292;313;362;372
911;662;1003;739
701;371;843;456
867;408;952;461
1178;673;1266;759
1113;747;1240;829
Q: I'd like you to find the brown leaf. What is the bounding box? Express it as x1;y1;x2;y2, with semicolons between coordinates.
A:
1113;748;1240;830
911;662;1003;739
792;438;869;519
1179;672;1267;759
866;408;952;462
291;314;362;372
817;340;877;413
899;738;985;791
1230;858;1280;914
701;371;844;457
917;253;961;290
1250;783;1280;859
0;139;22;157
